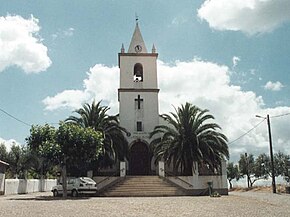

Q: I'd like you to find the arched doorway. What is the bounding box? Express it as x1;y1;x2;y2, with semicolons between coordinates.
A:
129;141;150;175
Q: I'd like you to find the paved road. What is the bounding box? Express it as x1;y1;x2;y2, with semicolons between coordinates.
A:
0;191;290;217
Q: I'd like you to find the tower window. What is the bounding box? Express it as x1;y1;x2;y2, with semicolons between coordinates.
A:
134;63;143;82
137;121;143;132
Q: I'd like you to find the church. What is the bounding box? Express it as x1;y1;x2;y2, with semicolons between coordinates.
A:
95;22;228;196
118;22;159;175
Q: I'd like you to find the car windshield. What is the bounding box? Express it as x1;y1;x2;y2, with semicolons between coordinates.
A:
80;177;95;183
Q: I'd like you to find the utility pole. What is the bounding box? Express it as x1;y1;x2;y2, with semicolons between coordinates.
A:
267;114;276;193
256;114;276;193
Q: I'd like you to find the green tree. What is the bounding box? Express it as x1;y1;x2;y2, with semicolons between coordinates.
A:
26;122;103;198
227;162;240;189
65;100;129;172
26;124;60;178
55;122;103;197
150;102;229;175
238;153;254;187
0;143;8;162
239;153;270;187
274;151;290;180
6;144;27;178
253;153;270;179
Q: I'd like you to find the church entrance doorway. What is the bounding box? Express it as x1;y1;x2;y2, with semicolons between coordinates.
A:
129;141;150;175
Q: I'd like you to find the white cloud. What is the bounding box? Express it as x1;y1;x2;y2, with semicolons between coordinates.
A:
171;17;187;25
197;0;290;35
232;56;240;67
52;27;75;40
0;138;20;152
42;64;119;114
42;59;290;162
0;14;51;73
42;90;91;111
264;81;284;91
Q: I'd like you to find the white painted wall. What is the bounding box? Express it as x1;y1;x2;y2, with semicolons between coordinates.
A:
119;54;159;148
166;161;228;190
4;179;57;195
119;91;159;145
119;55;158;88
0;173;5;194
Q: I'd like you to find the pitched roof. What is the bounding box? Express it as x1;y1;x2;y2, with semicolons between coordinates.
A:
128;23;148;53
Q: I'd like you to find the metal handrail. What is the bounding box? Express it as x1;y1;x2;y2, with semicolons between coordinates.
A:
160;168;193;187
96;168;125;186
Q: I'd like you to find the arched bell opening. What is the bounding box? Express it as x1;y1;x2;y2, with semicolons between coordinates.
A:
133;63;143;82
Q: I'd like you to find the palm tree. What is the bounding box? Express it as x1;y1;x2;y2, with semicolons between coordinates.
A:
65;100;129;172
150;102;229;175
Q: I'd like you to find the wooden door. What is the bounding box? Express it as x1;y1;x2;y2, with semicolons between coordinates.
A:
129;142;149;175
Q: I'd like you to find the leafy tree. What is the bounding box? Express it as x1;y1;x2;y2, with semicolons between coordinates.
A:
65;100;129;172
253;153;270;180
274;151;290;180
238;153;254;187
0;143;8;162
26;124;60;178
26;122;103;198
239;153;270;187
150;102;229;175
6;144;27;178
55;122;103;197
227;162;240;189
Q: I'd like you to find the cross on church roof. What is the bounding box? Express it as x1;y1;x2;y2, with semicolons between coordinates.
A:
135;94;143;109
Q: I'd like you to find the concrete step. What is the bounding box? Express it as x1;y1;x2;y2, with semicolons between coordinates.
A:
100;176;186;197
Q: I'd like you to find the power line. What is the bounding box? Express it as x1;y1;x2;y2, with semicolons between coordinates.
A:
228;118;266;145
228;112;290;145
271;112;290;118
0;108;32;127
0;107;61;128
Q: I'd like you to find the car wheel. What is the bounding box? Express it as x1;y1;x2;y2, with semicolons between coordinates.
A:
53;189;59;197
72;189;78;197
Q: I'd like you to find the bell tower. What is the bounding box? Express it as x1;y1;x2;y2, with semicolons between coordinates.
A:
118;23;159;175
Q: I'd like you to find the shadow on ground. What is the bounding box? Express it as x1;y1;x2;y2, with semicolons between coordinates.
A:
8;195;93;201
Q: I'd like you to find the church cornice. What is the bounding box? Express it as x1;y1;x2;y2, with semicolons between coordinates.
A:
118;88;159;93
118;53;158;68
118;88;159;102
119;53;158;57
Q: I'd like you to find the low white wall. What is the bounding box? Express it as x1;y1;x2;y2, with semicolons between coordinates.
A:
0;173;5;194
4;179;57;195
167;176;194;189
168;175;227;190
198;175;227;189
166;161;228;190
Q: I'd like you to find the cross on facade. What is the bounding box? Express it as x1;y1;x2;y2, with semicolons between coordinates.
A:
135;94;143;109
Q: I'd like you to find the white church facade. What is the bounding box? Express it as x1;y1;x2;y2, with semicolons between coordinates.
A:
118;23;159;175
94;23;228;196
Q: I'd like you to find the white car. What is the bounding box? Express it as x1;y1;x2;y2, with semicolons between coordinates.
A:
52;177;98;197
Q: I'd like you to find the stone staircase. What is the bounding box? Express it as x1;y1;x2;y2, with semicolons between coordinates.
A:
100;176;186;197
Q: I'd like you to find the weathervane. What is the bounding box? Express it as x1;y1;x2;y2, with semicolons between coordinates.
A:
135;13;139;24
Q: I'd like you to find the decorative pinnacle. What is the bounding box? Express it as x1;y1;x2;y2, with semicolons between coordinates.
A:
121;43;125;53
152;44;156;53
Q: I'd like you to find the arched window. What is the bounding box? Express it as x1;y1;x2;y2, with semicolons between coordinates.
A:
133;63;143;82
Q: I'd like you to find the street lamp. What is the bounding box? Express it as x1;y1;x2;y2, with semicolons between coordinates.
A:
256;114;276;193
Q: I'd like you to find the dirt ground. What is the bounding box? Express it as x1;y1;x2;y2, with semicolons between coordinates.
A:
0;191;290;217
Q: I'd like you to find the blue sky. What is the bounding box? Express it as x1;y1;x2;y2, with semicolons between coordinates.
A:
1;0;290;162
